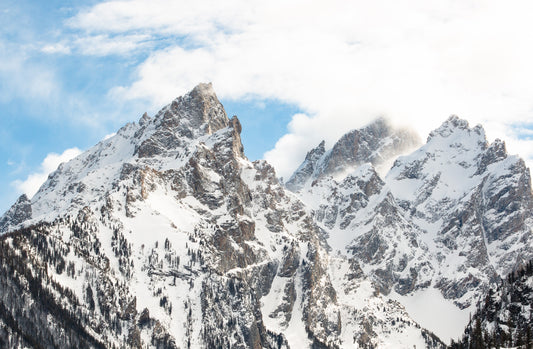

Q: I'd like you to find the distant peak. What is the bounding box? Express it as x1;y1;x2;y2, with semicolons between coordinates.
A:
139;112;151;126
286;117;420;191
305;141;326;161
444;115;469;129
285;140;327;191
428;115;485;141
0;193;32;234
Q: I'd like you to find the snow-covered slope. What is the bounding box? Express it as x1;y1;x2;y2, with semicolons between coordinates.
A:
0;84;443;348
288;115;533;342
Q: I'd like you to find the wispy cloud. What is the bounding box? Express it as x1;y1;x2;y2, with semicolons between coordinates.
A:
67;0;248;43
42;34;153;57
12;147;82;199
74;33;152;56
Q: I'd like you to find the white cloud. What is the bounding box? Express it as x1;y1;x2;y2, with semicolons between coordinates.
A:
42;43;71;54
68;0;250;43
12;148;82;199
70;0;533;177
40;33;152;57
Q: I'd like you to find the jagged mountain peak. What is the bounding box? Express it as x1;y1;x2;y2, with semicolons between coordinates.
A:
190;81;217;97
1;83;243;233
138;112;151;126
160;81;228;135
284;141;326;191
319;117;420;174
135;82;228;158
286;112;533;341
358;116;391;136
431;115;470;134
385;114;533;309
427;115;486;144
13;193;29;204
306;140;326;161
0;194;32;233
286;117;420;191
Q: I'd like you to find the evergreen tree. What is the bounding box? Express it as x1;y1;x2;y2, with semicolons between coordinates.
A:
471;317;483;349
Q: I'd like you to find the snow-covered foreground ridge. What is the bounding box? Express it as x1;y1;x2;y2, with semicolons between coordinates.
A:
0;83;531;348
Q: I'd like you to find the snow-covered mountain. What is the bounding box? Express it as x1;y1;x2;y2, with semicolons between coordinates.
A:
0;84;448;348
287;115;533;343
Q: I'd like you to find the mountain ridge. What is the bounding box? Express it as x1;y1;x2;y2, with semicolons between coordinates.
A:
286;112;533;341
0;83;531;348
285;117;420;191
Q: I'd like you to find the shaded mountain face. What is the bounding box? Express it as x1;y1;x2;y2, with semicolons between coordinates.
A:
0;84;443;349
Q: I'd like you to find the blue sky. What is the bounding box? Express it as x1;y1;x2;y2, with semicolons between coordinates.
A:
2;0;533;213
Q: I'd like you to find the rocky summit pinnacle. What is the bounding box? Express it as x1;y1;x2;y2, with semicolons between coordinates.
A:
285;140;326;191
176;82;229;134
0;85;532;348
135;82;229;158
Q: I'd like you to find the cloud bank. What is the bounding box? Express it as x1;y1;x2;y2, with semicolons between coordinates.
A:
64;0;533;177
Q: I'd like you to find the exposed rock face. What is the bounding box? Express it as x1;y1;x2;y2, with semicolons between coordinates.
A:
298;163;432;297
136;82;229;158
0;84;440;348
321;118;418;176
